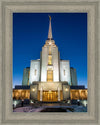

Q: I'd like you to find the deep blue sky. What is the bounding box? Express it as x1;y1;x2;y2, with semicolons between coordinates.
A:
13;13;87;88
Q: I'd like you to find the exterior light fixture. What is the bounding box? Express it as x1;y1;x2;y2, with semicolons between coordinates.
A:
30;100;34;104
65;88;68;91
14;101;17;106
13;100;17;108
32;88;35;92
49;90;51;93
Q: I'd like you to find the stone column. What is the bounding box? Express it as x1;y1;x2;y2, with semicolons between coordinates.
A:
40;87;43;101
58;87;60;101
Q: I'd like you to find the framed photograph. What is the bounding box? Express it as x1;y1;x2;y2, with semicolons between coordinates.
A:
0;0;99;125
13;12;87;112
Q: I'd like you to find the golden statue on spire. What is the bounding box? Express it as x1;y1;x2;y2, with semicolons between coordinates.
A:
49;15;51;20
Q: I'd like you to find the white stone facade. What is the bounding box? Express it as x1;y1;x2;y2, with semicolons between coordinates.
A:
38;82;62;91
24;16;77;102
40;46;48;82
60;60;71;85
29;60;40;84
52;47;60;82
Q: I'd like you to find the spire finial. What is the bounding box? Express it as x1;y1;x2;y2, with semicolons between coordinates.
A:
48;15;53;39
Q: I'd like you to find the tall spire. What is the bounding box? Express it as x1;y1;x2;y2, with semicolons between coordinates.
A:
48;15;53;39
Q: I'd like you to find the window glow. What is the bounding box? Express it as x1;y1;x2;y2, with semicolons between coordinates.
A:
49;46;52;54
47;70;53;82
48;55;52;65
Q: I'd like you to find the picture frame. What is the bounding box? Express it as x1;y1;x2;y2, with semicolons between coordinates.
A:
0;0;99;125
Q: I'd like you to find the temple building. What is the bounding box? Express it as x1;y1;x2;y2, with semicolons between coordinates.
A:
13;16;87;103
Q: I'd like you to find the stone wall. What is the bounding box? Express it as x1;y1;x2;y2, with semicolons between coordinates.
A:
52;47;60;82
30;84;38;101
62;84;70;100
60;60;71;85
29;60;40;84
41;46;48;82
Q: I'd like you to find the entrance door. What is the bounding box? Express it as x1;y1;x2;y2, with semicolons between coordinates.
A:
43;91;58;102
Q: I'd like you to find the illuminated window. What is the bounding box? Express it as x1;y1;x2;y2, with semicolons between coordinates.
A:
47;70;53;82
48;55;52;65
34;69;37;75
49;46;52;55
64;70;65;76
